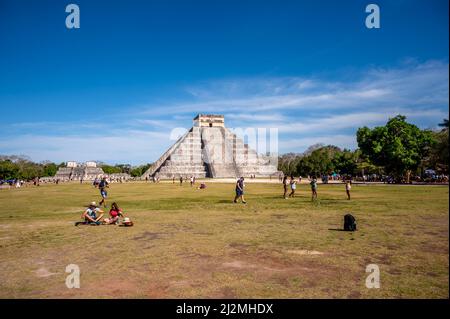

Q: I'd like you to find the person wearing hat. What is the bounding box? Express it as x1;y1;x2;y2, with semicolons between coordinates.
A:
77;202;104;225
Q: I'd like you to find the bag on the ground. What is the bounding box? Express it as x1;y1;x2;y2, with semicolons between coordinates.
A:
121;217;134;227
344;214;357;231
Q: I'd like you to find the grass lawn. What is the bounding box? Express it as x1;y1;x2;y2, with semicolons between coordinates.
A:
0;182;448;298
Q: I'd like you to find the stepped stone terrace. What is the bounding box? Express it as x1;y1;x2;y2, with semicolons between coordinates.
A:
142;114;279;179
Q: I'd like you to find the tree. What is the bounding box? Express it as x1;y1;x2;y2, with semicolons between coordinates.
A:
42;161;58;177
0;160;19;179
357;115;434;183
130;163;152;177
333;149;358;175
303;143;325;156
115;164;131;174
101;164;122;174
295;145;341;177
426;119;449;174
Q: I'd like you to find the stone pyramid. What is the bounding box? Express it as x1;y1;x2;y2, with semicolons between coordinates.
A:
142;114;278;179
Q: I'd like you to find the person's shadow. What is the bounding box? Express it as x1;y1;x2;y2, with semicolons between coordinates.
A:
217;199;233;203
328;228;347;231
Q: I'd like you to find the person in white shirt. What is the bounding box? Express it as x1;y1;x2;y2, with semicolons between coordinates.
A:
289;176;297;198
345;179;352;200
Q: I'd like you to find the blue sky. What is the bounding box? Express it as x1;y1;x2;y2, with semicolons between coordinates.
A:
0;0;448;165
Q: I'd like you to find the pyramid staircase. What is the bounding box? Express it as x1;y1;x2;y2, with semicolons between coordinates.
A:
142;116;278;179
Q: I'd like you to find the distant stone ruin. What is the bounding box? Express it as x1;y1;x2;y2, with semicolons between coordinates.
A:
142;114;278;179
54;161;104;181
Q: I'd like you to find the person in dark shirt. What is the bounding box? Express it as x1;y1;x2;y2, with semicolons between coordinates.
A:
99;177;109;208
282;175;288;199
233;177;246;204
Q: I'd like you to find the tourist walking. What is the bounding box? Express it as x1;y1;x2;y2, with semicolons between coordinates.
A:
233;177;246;204
310;177;318;201
282;175;289;199
99;176;109;208
288;175;297;198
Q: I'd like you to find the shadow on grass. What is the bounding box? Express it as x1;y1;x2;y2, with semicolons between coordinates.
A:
217;200;234;204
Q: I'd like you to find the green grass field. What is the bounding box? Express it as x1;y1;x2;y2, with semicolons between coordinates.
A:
0;182;448;298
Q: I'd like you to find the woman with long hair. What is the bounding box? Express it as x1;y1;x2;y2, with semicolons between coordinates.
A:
282;175;288;199
104;202;124;225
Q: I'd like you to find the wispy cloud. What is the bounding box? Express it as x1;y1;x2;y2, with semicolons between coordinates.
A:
1;60;448;164
139;60;448;116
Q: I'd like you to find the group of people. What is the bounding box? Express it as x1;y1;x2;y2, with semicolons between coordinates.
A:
76;201;128;226
76;177;133;226
233;175;352;204
282;175;351;201
174;175;197;186
77;174;352;225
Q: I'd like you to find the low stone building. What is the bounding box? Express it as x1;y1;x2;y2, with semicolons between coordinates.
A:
54;161;104;181
109;173;132;181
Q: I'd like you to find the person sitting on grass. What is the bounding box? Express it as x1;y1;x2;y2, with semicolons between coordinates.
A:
197;183;206;189
104;202;125;225
75;202;104;226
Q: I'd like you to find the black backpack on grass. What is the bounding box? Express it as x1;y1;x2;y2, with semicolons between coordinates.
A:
344;214;357;231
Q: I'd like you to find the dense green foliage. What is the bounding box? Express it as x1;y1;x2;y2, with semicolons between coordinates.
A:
357;115;435;182
0;156;61;180
278;116;448;180
278;146;359;177
130;163;152;177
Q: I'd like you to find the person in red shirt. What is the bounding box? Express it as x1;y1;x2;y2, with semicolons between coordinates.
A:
104;202;124;225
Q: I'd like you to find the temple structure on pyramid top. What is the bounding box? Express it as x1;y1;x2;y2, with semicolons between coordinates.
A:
142;114;279;179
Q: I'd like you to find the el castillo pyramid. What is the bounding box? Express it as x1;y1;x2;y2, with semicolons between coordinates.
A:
142;114;278;179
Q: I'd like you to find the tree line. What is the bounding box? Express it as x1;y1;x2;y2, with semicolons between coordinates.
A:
0;156;152;180
278;116;449;183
